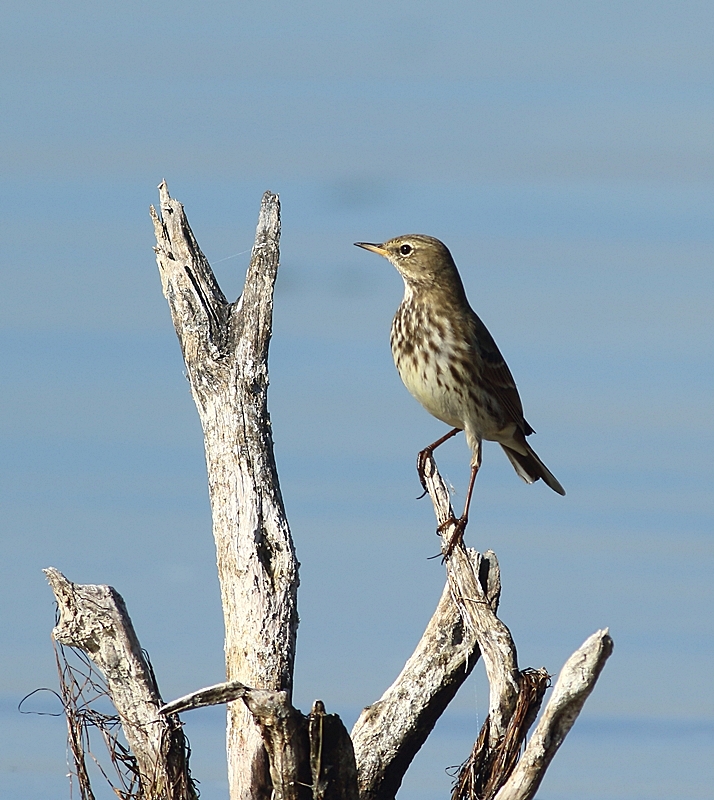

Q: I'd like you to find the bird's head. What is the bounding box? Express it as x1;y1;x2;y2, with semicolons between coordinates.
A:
354;234;460;287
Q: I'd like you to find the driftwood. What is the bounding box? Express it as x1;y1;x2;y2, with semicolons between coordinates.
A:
45;186;613;800
151;183;299;799
420;456;613;800
493;630;613;800
44;567;196;800
163;685;358;800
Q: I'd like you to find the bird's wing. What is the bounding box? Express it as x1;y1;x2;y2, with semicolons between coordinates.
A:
468;310;535;436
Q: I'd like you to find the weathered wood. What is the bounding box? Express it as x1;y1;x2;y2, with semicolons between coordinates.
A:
161;686;358;800
418;452;613;799
41;187;611;800
241;689;311;800
493;630;614;800
160;559;488;800
349;451;515;800
309;701;360;800
420;452;520;747
44;567;196;800
151;183;299;800
161;679;308;800
351;571;481;800
161;680;252;714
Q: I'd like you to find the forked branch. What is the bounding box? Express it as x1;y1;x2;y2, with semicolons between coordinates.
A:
493;629;613;800
151;183;299;800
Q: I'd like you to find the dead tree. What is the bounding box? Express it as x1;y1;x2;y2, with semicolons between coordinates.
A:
46;184;612;800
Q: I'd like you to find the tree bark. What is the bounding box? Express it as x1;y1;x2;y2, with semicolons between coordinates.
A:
150;183;299;800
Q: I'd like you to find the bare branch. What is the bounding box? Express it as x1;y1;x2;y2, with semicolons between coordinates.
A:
160;681;250;715
44;567;196;800
493;630;614;800
151;183;299;799
351;570;482;800
421;453;520;745
419;455;611;799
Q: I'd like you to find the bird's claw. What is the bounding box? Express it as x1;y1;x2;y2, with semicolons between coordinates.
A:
416;448;432;495
437;515;468;559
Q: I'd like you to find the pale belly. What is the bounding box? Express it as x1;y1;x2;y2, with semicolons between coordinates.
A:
392;342;513;443
397;354;466;429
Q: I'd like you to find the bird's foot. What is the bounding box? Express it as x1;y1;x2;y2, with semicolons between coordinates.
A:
437;515;468;559
416;448;433;497
416;429;463;499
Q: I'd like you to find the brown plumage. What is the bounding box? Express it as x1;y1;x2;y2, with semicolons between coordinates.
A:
355;234;564;544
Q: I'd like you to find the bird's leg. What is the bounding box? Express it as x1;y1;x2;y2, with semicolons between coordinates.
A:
416;427;462;496
440;461;480;557
436;439;481;557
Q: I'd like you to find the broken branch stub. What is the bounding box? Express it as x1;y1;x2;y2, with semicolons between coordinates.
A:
44;567;196;800
161;684;358;800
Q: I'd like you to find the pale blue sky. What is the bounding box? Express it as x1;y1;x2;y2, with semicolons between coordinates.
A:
1;3;712;798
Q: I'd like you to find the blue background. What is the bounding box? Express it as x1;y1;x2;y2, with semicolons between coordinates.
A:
1;2;712;798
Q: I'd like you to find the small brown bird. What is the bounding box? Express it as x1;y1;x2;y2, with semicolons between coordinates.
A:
355;234;564;545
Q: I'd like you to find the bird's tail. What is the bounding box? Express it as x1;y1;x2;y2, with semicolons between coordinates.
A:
501;440;565;496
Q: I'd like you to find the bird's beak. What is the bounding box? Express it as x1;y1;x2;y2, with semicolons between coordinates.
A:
354;241;388;257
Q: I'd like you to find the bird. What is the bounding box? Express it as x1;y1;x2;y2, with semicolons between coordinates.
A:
355;234;564;551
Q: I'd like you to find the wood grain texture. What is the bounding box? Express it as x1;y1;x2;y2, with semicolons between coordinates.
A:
45;567;196;800
494;630;614;800
151;183;299;800
420;451;520;747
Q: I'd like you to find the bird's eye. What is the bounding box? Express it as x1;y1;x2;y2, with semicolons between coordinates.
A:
399;244;413;256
